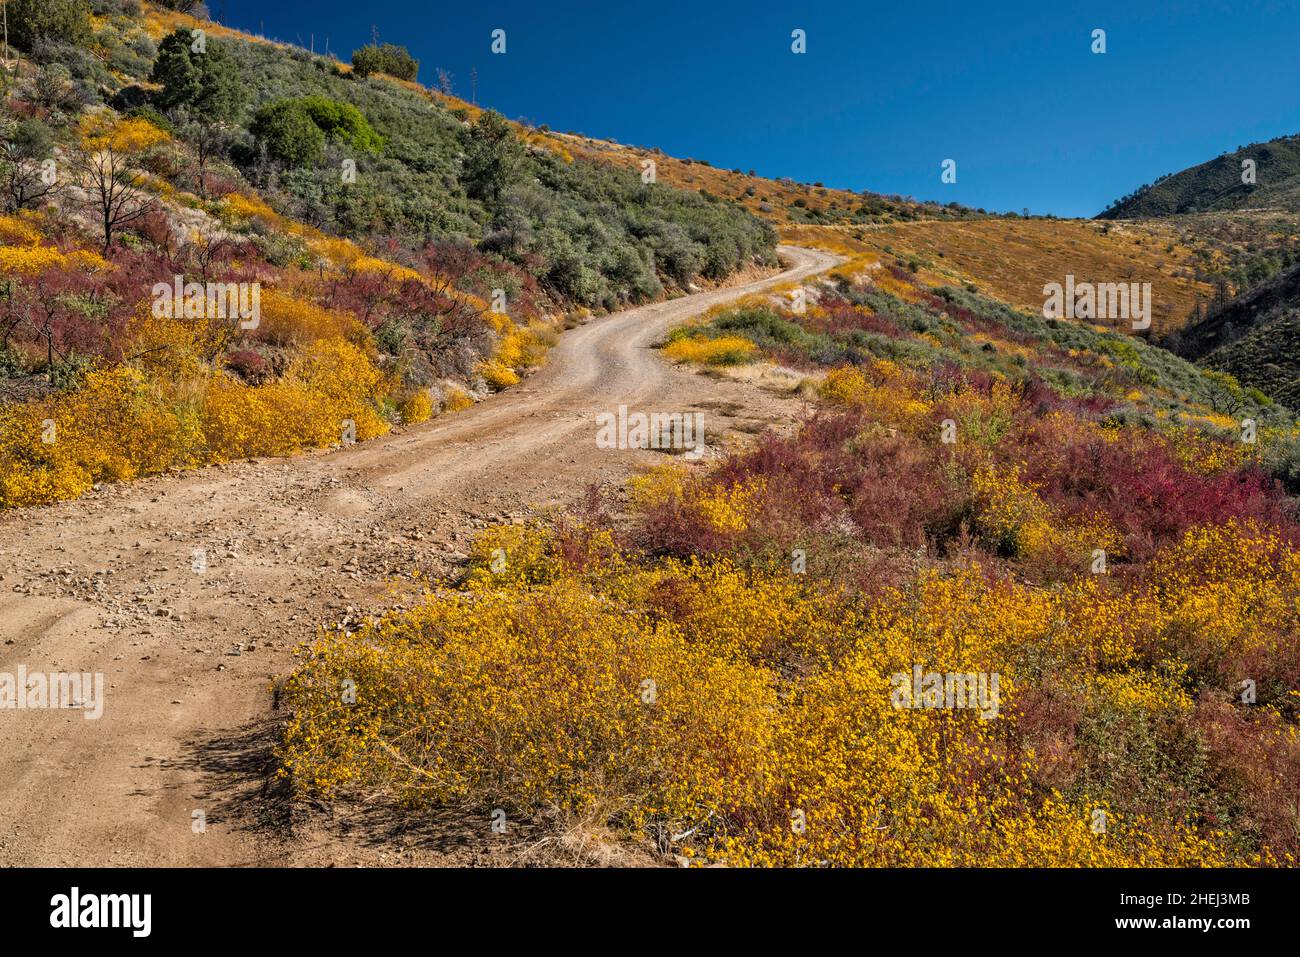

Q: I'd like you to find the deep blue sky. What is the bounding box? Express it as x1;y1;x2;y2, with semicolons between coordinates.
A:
212;0;1300;218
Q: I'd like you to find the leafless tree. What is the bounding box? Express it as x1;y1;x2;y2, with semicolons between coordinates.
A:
175;113;230;200
75;145;156;255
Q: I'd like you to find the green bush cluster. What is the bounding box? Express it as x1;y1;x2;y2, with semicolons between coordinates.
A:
250;95;384;165
210;38;775;307
350;43;419;81
6;0;93;52
250;99;327;166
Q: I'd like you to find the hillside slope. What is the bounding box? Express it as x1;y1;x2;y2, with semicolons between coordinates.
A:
1099;133;1300;218
783;219;1216;337
1172;261;1300;407
0;0;786;509
131;8;779;309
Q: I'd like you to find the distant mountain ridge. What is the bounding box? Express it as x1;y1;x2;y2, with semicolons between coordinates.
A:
1099;133;1300;219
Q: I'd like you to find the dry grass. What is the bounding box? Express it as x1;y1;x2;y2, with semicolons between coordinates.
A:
783;220;1217;335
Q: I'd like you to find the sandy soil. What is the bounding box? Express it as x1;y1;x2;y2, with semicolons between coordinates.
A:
0;245;838;867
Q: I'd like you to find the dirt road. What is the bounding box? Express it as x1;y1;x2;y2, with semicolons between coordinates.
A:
0;245;837;867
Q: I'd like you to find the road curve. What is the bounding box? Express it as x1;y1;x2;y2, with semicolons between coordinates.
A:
0;244;838;866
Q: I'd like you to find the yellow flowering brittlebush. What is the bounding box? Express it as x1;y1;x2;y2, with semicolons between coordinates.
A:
442;386;474;413
661;334;757;365
820;361;932;430
971;462;1123;570
80;115;170;153
280;577;781;827
0;213;47;247
0;245;109;276
0;331;392;506
0;366;195;508
279;515;1289;866
253;290;358;347
398;389;434;424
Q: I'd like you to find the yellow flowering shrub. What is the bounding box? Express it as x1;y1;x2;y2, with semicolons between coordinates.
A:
398;389;433;424
0;334;392;506
819;365;870;404
819;361;931;429
461;522;573;589
201;340;389;462
1167;427;1254;476
693;478;766;534
982;799;1231;867
442;386;474;412
281;539;1260;866
80;115;169;153
350;256;425;284
252;289;357;346
1144;521;1300;673
491;320;550;372
661;334;757;365
200;377;318;459
1088;669;1194;716
125;303;221;382
707;566;1236;867
971;462;1053;556
280;577;781;824
476;358;519;390
0;213;45;246
0;245;109;276
642;557;860;667
628;463;690;509
0;367;197;508
221;191;279;223
466;315;557;393
282;338;388;440
971;462;1122;571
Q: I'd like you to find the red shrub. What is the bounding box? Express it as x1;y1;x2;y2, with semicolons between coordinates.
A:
637;410;969;562
1196;696;1300;862
810;295;906;340
224;349;270;384
1015;419;1295;562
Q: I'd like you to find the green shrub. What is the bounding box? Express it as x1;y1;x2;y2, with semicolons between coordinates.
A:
297;96;383;152
350;43;418;81
7;0;92;51
150;29;244;120
251;100;326;166
249;95;382;167
461;110;524;205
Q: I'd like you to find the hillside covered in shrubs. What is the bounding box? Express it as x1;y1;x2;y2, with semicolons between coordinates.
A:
1171;260;1300;409
282;247;1300;866
1100;132;1300;219
8;0;1300;871
0;0;779;507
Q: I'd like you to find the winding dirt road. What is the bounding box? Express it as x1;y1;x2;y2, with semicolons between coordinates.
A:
0;245;837;867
